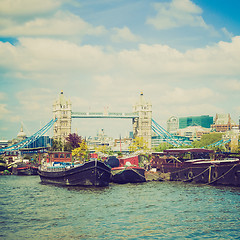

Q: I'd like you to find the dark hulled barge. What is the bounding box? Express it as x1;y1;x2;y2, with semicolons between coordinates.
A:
150;148;240;187
38;160;111;187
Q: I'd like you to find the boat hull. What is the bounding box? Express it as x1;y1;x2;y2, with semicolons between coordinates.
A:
38;160;111;187
155;163;240;187
111;166;146;184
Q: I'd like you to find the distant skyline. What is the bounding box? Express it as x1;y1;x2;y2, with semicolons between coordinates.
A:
0;0;240;140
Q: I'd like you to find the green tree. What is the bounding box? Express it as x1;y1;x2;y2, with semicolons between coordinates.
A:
95;145;113;156
154;142;174;152
51;138;63;151
72;140;88;162
129;136;149;153
192;133;223;149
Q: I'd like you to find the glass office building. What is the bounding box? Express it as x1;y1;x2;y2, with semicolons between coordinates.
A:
179;115;213;129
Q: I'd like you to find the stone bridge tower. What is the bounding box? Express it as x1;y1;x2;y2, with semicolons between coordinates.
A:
53;91;72;141
132;92;152;149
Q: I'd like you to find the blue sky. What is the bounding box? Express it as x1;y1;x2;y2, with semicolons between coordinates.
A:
0;0;240;140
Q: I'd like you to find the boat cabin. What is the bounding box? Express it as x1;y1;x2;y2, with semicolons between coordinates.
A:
151;148;215;169
39;152;72;164
119;155;139;167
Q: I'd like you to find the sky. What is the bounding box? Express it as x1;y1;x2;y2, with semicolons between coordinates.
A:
0;0;240;140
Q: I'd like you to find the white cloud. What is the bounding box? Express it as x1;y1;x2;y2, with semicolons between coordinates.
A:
16;88;54;121
94;75;113;90
116;36;240;77
0;38;113;76
217;79;240;91
1;36;240;133
9;115;21;123
171;103;223;117
1;36;240;82
221;27;234;40
0;104;10;120
159;87;219;104
111;26;140;42
147;0;208;30
151;87;223;122
0;0;64;16
71;96;89;111
0;11;106;38
0;92;7;100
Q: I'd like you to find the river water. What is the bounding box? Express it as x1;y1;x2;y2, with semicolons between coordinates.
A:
0;175;240;240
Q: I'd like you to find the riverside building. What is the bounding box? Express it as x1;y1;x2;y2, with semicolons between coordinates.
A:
167;115;213;133
211;113;238;132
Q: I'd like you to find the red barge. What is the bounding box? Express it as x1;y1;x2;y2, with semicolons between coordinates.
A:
106;155;146;184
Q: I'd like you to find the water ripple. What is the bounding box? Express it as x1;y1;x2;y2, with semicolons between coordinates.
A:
1;176;240;239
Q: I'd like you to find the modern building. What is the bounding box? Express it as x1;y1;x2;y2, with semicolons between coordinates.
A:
179;115;213;129
27;136;52;149
167;115;213;133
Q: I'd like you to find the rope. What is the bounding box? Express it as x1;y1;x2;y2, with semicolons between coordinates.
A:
183;166;211;182
169;167;191;174
114;165;145;179
206;164;238;185
130;167;145;179
154;162;239;184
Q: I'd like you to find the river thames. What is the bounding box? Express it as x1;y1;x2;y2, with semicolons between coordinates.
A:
0;175;240;239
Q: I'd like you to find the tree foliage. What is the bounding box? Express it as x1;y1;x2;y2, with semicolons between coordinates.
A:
192;133;223;149
154;142;174;152
129;136;149;153
95;145;112;156
65;133;82;151
51;138;63;151
72;140;88;162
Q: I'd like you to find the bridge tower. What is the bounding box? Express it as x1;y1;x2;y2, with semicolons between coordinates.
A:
132;92;152;149
53;91;72;141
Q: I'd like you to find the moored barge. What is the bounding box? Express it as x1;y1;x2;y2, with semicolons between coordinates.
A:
150;148;240;187
11;161;39;175
38;159;111;187
106;155;146;184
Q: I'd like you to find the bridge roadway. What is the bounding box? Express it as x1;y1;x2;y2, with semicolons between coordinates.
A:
71;112;139;119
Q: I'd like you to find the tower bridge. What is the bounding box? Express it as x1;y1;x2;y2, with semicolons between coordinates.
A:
53;91;152;148
0;92;233;153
